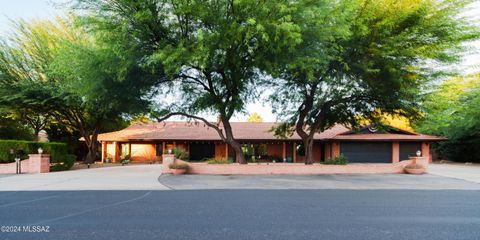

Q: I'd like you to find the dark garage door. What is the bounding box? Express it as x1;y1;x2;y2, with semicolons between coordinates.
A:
400;142;422;161
340;142;392;163
189;142;215;161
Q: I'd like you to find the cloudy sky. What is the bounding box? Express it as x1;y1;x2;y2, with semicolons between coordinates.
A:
0;0;478;122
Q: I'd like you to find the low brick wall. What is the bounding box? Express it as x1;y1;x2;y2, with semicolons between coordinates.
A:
161;159;421;175
0;154;50;174
0;160;30;174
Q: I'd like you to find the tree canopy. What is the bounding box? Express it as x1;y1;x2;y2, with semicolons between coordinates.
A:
76;0;303;163
0;17;163;162
265;0;479;164
416;74;480;162
247;112;263;123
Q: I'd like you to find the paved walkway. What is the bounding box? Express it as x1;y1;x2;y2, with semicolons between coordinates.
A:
0;164;168;191
429;163;480;184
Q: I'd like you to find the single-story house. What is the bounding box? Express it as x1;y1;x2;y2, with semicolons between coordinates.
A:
97;121;444;164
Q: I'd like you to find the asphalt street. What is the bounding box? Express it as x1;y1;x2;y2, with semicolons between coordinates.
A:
1;189;479;240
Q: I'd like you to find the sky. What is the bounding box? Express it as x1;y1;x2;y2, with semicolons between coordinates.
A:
0;0;479;122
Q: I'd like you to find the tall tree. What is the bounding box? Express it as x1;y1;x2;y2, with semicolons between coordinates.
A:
416;74;480;162
267;0;479;164
0;17;163;163
76;0;302;163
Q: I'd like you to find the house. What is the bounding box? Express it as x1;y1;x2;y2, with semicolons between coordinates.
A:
97;121;444;163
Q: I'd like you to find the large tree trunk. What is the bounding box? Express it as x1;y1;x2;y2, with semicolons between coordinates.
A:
222;120;246;164
302;136;315;165
84;142;98;164
82;131;99;164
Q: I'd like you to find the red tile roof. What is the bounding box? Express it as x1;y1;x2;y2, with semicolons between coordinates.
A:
97;121;444;142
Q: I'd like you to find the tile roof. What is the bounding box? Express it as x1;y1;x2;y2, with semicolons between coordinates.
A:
97;121;444;142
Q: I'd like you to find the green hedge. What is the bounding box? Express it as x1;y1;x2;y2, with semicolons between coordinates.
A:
0;140;75;171
322;154;349;165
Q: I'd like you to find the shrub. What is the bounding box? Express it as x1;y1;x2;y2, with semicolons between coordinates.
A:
168;162;189;169
206;158;233;164
172;147;189;160
0;140;75;171
322;154;349;165
51;154;76;171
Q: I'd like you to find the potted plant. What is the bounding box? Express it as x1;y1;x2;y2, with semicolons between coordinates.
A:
404;154;426;174
120;154;131;166
404;163;426;174
169;162;189;175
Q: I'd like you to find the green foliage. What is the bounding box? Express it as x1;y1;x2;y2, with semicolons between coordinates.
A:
416;74;480;162
172;148;189;161
0;16;163;163
168;162;189;169
0;140;75;170
50;154;76;171
247;113;263;123
323;155;349;165
0;109;33;140
206;158;234;164
264;0;479;164
75;0;304;163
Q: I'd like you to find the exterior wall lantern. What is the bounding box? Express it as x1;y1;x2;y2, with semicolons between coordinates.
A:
416;150;422;157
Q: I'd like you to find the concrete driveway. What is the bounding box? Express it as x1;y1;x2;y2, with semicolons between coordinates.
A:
2;163;480;191
159;173;480;190
0;164;168;191
429;163;480;183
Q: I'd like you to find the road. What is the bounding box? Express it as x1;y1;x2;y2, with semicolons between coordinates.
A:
1;189;480;240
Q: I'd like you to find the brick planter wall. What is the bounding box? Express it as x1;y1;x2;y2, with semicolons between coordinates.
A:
162;159;417;175
0;154;50;174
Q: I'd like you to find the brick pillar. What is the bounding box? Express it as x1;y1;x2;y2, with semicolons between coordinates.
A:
113;141;119;162
162;154;175;174
293;142;297;163
392;141;400;163
421;142;431;162
101;142;107;163
331;142;340;158
28;154;50;173
324;143;331;160
225;143;229;160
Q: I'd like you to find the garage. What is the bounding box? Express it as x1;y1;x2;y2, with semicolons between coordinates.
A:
340;142;392;163
189;142;215;161
400;142;422;161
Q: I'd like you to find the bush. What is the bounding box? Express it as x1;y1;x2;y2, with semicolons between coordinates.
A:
50;154;76;171
168;162;189;169
172;148;189;160
0;140;75;171
206;158;233;164
322;154;349;165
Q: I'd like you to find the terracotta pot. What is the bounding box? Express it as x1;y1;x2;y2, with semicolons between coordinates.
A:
404;167;426;175
171;168;187;175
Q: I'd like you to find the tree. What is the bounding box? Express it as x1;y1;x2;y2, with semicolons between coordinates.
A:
416;74;480;162
266;0;479;164
0;108;33;140
0;17;163;163
247;112;263;123
75;0;302;164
